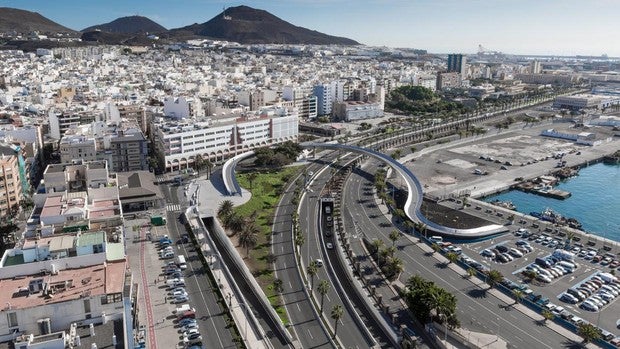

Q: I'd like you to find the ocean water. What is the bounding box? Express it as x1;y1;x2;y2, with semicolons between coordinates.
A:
483;162;620;242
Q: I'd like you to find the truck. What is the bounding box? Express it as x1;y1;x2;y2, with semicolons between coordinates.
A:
151;216;167;226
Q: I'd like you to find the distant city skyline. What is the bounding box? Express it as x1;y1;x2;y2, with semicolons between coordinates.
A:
2;0;618;57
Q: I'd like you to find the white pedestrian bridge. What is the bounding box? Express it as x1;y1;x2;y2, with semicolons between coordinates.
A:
223;143;508;239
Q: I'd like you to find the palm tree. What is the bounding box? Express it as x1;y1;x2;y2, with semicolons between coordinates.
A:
330;304;344;339
217;200;234;220
227;213;245;236
431;243;441;255
577;322;602;343
371;239;384;256
307;261;319;290
512;289;524;305
205;158;214;179
379;247;391;266
246;172;258;190
273;278;284;294
566;231;575;245
294;233;305;253
540;309;554;323
386;256;405;280
194;154;205;174
466;267;477;279
389;230;400;247
486;270;503;288
445;252;459;264
317;280;331;313
238;223;259;257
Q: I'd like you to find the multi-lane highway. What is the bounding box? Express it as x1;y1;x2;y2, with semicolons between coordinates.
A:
271;160;334;349
341;159;575;349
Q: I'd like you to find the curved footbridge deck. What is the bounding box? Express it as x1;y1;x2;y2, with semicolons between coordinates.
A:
306;143;508;239
222;143;508;239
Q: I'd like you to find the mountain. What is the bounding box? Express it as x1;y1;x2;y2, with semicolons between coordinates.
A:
169;5;359;45
80;31;155;46
82;16;167;34
0;7;75;34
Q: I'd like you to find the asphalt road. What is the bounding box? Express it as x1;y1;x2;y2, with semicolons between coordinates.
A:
159;183;237;349
272;161;334;349
298;154;388;349
342;159;577;349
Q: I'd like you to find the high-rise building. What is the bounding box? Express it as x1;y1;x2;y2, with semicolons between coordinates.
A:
313;84;334;116
0;145;24;216
447;54;467;76
530;60;542;74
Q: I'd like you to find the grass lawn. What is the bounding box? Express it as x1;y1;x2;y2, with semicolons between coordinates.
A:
235;166;302;325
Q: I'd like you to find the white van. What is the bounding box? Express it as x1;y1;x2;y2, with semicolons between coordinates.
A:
429;236;443;244
177;255;187;270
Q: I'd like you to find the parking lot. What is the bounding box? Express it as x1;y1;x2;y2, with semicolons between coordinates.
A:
457;227;620;340
125;217;206;349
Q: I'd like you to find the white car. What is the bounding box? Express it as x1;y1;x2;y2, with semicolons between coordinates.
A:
480;249;495;258
509;248;523;258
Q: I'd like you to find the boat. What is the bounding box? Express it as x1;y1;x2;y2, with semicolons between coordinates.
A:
541;208;562;223
490;200;516;210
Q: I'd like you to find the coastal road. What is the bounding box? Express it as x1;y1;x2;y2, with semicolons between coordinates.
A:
342;159;575;349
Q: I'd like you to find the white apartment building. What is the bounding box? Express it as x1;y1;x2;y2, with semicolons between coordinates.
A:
152;112;298;172
282;85;318;119
333;101;384;122
163;96;204;119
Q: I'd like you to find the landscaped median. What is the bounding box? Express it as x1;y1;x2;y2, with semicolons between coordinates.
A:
222;166;302;325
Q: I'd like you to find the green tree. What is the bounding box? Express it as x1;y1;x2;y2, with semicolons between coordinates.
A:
238;223;259;257
466;267;476;279
217;200;235;220
194;154;205;174
226;213;245;236
389;230;401;247
307;261;319;290
317;280;331;313
512;289;524;305
246;172;258;190
445;252;459;264
541;309;554;323
577;322;602;343
330;304;344;339
431;243;441;254
486;270;503;288
294;233;305;253
371;239;384;255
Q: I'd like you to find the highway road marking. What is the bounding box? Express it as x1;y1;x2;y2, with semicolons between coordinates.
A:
307;328;314;339
297;303;301;312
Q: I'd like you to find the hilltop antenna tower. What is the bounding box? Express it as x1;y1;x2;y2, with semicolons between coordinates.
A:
223;6;232;20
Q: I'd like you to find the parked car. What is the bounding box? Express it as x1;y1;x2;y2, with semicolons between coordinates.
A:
178;318;197;327
509;248;524;258
173;295;189;304
580;301;599;312
481;249;496;258
559;292;579;304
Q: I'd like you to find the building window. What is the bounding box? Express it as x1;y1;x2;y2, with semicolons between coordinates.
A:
7;312;17;328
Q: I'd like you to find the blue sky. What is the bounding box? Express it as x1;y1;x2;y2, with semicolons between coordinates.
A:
1;0;618;56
